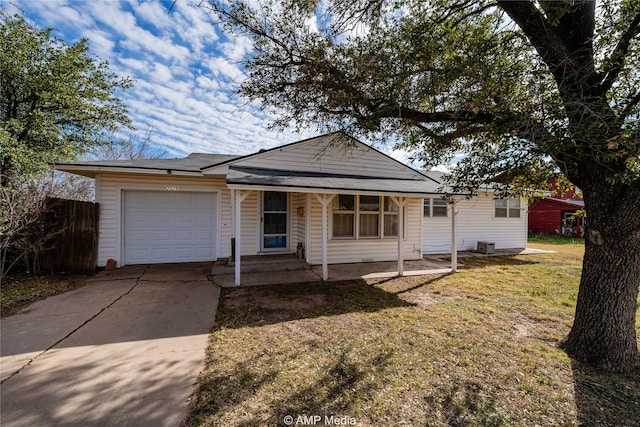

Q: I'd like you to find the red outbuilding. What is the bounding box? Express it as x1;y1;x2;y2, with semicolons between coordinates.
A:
529;180;585;237
528;197;585;237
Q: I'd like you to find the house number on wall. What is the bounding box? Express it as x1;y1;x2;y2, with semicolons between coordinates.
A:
166;186;179;192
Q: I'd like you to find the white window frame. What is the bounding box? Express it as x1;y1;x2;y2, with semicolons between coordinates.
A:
383;196;399;238
423;198;449;217
494;198;521;218
332;194;355;238
358;195;381;238
332;195;406;240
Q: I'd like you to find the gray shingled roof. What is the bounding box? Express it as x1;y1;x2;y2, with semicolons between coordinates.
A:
226;166;454;195
54;153;240;177
57;153;240;171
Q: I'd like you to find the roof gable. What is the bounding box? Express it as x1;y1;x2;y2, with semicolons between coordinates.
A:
208;133;431;181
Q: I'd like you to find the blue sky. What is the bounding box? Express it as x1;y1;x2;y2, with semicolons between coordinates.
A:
5;0;417;163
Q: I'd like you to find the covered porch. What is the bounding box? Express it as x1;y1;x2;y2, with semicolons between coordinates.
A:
226;166;464;286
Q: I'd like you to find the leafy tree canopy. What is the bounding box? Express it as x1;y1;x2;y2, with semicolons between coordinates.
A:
204;0;639;194
204;0;640;371
0;10;132;184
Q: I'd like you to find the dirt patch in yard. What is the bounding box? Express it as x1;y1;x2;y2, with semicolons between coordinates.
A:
223;286;327;311
215;280;413;329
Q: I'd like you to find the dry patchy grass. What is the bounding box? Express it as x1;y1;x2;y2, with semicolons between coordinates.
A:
187;242;640;427
1;273;87;317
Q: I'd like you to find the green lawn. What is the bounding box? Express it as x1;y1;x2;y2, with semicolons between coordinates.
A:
527;234;585;247
187;241;639;426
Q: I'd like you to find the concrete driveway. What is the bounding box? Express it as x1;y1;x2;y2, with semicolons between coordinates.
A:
1;263;220;427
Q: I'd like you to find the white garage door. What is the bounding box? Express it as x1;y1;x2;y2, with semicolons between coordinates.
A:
124;191;217;264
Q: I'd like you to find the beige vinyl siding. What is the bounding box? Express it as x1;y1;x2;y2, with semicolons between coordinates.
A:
239;191;259;255
421;213;451;254
422;193;528;254
292;193;306;250
96;174;228;266
308;196;423;265
233;137;421;180
219;185;233;258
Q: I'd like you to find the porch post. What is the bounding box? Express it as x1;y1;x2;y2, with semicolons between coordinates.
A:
305;193;311;263
322;195;329;280
391;196;406;276
451;201;457;273
313;193;335;281
234;190;249;286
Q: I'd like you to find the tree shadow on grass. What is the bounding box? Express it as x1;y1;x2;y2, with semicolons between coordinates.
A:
571;361;640;426
424;379;513;427
215;279;414;329
458;256;542;268
371;273;453;295
187;349;393;427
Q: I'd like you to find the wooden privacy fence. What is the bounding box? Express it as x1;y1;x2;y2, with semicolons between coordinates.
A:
41;197;99;272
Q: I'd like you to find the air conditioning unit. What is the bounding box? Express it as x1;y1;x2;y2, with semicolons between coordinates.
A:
477;241;495;254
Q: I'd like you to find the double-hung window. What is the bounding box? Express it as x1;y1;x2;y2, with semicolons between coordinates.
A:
359;195;380;237
423;198;448;217
332;195;403;239
494;198;521;218
383;197;399;237
333;195;355;237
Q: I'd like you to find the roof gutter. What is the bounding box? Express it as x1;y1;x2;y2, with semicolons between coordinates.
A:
226;182;470;197
53;164;204;177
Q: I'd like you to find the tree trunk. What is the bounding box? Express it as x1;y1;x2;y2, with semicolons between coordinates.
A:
559;175;640;372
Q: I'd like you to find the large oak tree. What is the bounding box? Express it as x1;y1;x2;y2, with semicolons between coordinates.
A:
203;0;640;371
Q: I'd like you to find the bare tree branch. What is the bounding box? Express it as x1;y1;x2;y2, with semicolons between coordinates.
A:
599;12;640;94
496;0;571;80
621;91;640;117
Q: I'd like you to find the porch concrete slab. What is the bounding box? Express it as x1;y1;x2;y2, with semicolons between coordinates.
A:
213;258;458;287
316;262;458;282
1;267;220;427
210;247;553;287
456;247;555;258
211;255;309;275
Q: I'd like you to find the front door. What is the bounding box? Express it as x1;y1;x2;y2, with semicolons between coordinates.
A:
262;191;288;251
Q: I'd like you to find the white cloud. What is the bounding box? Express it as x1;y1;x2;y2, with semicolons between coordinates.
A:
219;35;253;62
84;29;116;58
152;63;173;83
204;57;244;80
117;57;149;72
11;0;408;166
134;0;175;32
195;75;221;91
84;2;191;63
170;0;220;52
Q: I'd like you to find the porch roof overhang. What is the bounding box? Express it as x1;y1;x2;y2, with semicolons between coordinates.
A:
52;164;205;178
226;166;469;197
